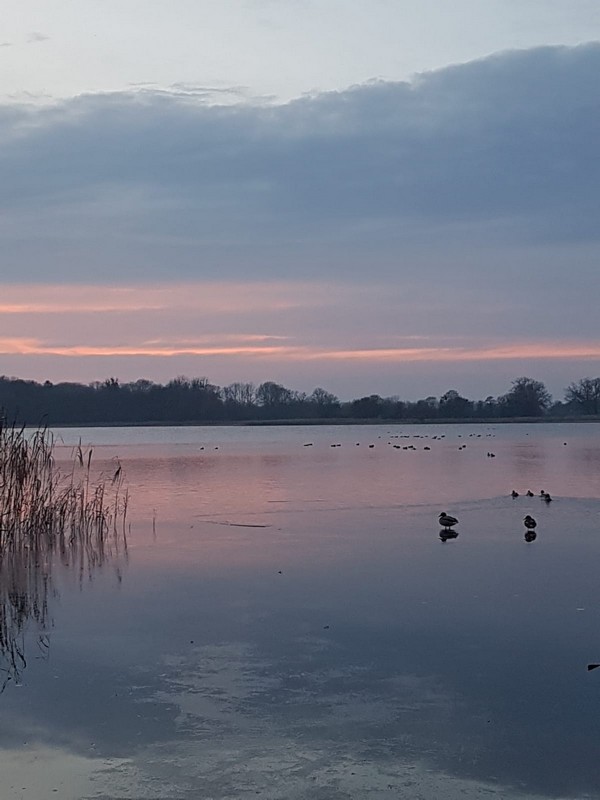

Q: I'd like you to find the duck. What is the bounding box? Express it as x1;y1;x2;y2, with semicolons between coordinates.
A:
511;490;519;498
439;512;459;530
523;515;537;530
543;493;553;503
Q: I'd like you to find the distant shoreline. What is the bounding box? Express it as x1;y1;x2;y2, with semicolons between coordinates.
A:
35;415;600;429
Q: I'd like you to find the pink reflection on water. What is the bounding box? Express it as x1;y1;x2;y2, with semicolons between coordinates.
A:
50;425;600;561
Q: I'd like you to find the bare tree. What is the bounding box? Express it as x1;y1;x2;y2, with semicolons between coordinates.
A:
498;377;551;417
565;377;600;414
255;381;293;408
223;382;256;405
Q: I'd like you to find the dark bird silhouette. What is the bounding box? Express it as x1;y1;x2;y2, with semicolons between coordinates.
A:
523;515;537;530
439;512;459;530
511;490;519;498
524;530;537;543
544;493;553;503
526;490;534;497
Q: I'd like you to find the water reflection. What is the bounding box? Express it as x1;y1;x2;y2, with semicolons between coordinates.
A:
0;539;51;691
0;523;126;691
3;423;600;799
439;529;459;542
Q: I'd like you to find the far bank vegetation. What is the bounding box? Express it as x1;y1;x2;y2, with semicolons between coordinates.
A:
0;375;599;425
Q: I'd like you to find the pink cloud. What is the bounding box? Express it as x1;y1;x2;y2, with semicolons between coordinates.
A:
0;282;330;315
1;282;599;398
1;336;599;364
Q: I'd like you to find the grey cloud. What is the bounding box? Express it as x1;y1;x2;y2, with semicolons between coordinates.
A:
168;82;253;97
0;43;599;284
27;31;50;43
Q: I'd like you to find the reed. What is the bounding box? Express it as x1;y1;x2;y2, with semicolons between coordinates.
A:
0;416;128;551
0;415;128;689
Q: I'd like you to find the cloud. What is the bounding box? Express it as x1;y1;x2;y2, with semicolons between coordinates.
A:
0;278;599;388
0;42;598;284
27;31;50;43
167;82;259;102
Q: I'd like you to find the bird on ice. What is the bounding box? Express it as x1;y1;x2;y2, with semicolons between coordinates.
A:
523;515;537;530
439;512;459;530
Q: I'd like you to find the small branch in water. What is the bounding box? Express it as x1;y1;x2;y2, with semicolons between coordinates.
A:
205;520;270;528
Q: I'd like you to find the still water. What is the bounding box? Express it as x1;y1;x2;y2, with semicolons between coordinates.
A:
2;423;600;799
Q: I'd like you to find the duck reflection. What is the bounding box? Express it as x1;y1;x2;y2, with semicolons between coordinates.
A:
439;529;459;542
523;515;538;542
0;526;127;692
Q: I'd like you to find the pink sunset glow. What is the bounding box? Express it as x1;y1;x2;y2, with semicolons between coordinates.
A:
0;281;599;399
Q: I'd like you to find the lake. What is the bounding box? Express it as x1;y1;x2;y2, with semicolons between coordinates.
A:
2;423;600;799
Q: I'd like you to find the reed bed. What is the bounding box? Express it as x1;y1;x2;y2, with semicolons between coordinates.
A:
0;417;128;550
0;416;128;689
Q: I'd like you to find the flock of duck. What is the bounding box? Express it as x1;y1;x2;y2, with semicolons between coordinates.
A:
439;489;554;543
303;431;497;451
304;433;560;546
511;488;553;502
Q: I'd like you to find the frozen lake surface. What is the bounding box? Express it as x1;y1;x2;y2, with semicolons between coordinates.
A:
2;423;600;799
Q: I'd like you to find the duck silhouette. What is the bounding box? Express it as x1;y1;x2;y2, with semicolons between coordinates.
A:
439;512;459;530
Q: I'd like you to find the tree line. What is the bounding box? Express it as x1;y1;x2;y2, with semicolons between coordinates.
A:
0;374;599;425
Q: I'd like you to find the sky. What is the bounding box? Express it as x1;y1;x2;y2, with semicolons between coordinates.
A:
0;1;599;401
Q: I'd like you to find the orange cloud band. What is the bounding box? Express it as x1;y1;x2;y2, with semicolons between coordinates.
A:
0;337;599;363
0;282;332;315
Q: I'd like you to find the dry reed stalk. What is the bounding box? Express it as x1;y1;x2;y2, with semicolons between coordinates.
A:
0;416;128;689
